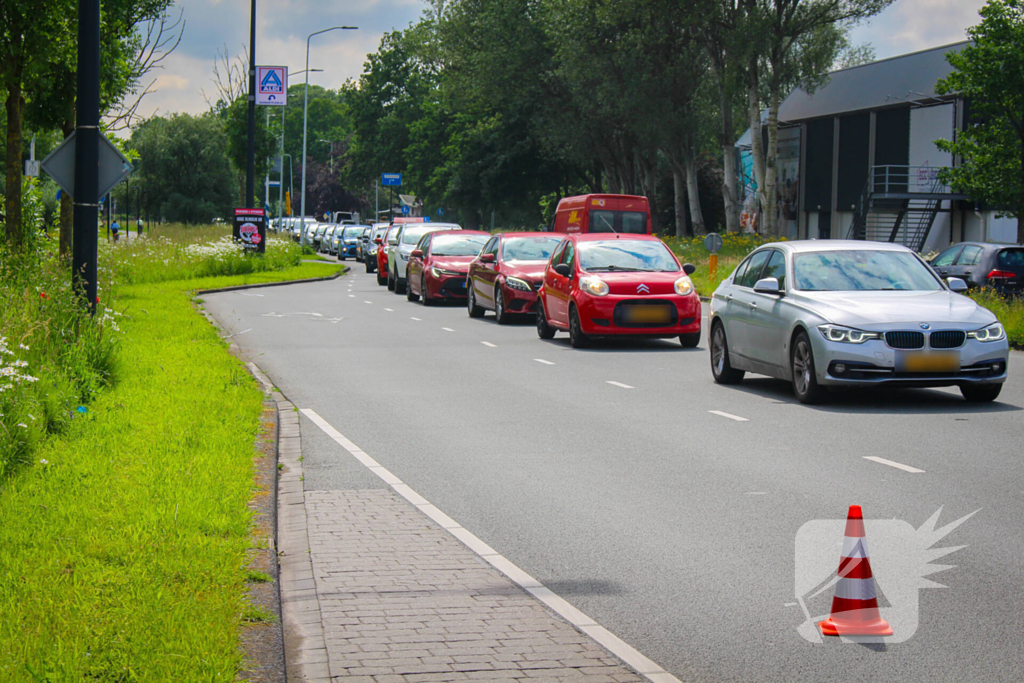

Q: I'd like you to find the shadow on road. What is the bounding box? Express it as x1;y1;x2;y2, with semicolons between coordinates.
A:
542;579;627;596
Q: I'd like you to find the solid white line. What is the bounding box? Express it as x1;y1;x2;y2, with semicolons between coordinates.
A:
534;359;555;365
864;456;925;473
410;316;422;321
298;408;681;683
606;381;634;389
481;341;497;348
442;327;455;332
709;410;749;422
348;294;355;298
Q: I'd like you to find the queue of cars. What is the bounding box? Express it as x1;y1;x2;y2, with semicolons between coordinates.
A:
355;192;1011;405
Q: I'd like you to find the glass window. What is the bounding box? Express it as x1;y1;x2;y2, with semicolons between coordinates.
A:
588;210;648;234
431;234;488;256
387;227;400;245
482;236;498;256
956;245;984;266
501;236;563;262
732;257;751;285
997;248;1024;269
561;241;575;267
577;240;680;272
415;234;431;252
761;250;787;290
736;250;771;288
932;246;962;267
401;226;439;245
793;250;943;291
343;226;365;239
549;241;567;266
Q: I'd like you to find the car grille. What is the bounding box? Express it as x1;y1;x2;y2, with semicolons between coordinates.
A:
440;279;468;296
929;330;966;349
885;331;924;349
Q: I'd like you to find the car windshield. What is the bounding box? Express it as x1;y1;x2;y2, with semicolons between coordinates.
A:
401;226;436;245
431;234;487;256
577;240;680;272
343;227;364;239
503;236;562;262
373;228;387;240
793;250;943;291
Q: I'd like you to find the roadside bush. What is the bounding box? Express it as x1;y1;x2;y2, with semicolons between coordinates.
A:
969;288;1024;349
661;233;776;295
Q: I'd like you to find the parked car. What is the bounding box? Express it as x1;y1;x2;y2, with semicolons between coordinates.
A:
377;225;402;286
929;242;1024;296
364;225;389;274
535;234;700;349
551;194;651;234
467;233;564;323
406;230;490;305
320;225;338;254
709;240;1009;404
360;223;388;263
336;225;369;261
388;223;463;294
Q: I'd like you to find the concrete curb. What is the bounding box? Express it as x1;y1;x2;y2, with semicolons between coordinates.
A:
194;266;347;296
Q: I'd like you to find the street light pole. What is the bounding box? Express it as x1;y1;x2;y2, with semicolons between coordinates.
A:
301;25;356;229
246;0;257;209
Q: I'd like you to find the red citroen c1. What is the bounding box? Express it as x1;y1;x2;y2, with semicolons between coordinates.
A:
536;233;701;348
467;232;565;323
406;230;490;304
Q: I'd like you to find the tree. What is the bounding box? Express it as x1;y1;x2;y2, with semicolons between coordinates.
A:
222;95;280;206
936;0;1024;244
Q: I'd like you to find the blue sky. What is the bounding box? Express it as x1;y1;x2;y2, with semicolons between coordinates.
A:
136;0;987;121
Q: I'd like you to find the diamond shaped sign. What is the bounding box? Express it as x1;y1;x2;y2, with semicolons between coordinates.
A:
40;131;134;199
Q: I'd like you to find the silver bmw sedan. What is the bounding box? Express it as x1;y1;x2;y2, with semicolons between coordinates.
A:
709;240;1009;404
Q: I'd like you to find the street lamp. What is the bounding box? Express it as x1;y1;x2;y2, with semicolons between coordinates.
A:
301;26;356;228
318;139;335;174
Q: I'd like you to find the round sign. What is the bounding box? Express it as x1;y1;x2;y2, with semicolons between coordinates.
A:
239;221;261;246
401;205;410;215
437;207;445;217
704;232;723;253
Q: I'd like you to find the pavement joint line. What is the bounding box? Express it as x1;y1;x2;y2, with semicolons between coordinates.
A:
607;381;634;389
481;341;497;347
534;358;555;365
863;456;925;473
298;407;682;683
709;410;749;422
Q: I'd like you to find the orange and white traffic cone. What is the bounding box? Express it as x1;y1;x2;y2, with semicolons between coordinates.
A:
818;505;894;637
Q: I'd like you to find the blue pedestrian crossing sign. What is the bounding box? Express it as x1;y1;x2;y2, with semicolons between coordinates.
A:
256;66;288;106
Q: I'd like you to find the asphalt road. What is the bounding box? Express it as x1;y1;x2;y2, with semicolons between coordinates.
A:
205;270;1024;683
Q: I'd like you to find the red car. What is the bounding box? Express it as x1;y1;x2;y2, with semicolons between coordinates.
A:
376;225;401;286
406;230;490;304
536;233;701;348
467;232;565;323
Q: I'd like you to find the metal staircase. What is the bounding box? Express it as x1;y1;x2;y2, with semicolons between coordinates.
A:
847;166;968;252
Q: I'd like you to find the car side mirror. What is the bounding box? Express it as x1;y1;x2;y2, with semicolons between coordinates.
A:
947;277;968;293
683;263;696;276
553;263;571;277
753;277;782;296
411;249;423;259
480;253;496;264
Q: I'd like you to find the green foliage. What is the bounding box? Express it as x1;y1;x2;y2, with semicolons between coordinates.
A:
936;0;1024;243
222;96;281;204
969;287;1024;348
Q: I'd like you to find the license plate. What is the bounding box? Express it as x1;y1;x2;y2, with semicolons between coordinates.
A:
896;351;960;373
622;305;672;324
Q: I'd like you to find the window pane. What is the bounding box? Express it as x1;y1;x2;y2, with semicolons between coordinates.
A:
793;250;943;291
956;245;983;266
997;248;1024;269
932;247;962;267
737;251;771;288
761;250;787;290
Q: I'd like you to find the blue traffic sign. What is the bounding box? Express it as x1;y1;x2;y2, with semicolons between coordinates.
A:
401;205;410;215
382;173;402;187
437;207;445;216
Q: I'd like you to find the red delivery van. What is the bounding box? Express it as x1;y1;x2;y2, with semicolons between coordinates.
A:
552;194;651;234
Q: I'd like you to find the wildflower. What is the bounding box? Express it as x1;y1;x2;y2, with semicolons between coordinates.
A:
17;423;27;428
40;292;48;299
40;459;48;465
19;344;29;350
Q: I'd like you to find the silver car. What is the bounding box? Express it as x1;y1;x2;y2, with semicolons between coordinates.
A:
709;240;1008;404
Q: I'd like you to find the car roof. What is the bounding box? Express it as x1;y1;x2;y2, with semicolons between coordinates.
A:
499;231;563;239
429;229;489;238
569;233;663;243
763;239;914;254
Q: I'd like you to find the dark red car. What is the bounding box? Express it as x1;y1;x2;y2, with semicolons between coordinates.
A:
466;232;565;323
536;233;701;348
406;230;490;304
376;225;401;286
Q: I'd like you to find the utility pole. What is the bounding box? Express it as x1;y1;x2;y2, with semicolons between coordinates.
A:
73;0;100;313
246;0;256;209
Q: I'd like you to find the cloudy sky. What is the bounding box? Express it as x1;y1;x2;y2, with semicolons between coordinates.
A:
136;0;987;122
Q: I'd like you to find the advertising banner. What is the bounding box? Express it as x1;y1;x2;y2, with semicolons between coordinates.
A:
234;208;267;253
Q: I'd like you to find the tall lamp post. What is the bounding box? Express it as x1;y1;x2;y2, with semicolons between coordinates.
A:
300;26;356;228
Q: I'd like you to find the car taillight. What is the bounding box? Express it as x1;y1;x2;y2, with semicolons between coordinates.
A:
987;269;1015;279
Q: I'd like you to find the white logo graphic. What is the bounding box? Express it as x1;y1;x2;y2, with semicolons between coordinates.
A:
636;284;650;294
792;508;976;643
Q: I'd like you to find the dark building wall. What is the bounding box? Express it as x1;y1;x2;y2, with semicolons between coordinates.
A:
836;113;870;211
803;119;834;212
874;107;910;192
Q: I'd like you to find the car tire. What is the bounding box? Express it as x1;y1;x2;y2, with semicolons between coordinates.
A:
536;300;556;340
960;383;1002;403
494;286;510;325
421;275;433;306
467;283;485;318
791;330;824;404
679;332;701;348
377;268;386;285
387;267;395;291
406;275;419;301
366;260;375;274
710;323;744;385
339;254;346;261
568;305;589;349
395;272;407;295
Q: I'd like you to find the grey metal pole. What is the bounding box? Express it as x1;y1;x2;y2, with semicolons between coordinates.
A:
278;110;285;220
73;0;100;313
246;0;257;209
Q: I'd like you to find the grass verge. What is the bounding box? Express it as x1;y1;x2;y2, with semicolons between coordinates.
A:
0;262;340;681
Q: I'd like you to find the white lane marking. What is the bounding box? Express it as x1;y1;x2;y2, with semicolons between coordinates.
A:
384;308;394;312
364;300;372;304
745;492;768;495
222;328;252;339
709;410;749;422
410;316;422;321
442;327;455;332
299;408;682;683
348;294;355;298
606;381;634;389
534;359;555;365
864;456;925;473
240;292;264;297
481;341;497;348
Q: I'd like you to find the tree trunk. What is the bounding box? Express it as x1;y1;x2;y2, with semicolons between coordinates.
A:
685;151;706;236
714;62;741;234
746;64;766;233
5;78;25;247
764;86;780;236
673;166;688;238
638;149;660;234
59;118;75;257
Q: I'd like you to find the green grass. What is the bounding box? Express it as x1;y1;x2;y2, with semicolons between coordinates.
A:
969;288;1024;349
0;263;341;681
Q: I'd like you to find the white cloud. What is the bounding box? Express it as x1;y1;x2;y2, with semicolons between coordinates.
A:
848;0;986;59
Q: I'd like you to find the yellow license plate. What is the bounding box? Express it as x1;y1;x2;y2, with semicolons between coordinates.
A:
623;305;672;324
896;351;960;373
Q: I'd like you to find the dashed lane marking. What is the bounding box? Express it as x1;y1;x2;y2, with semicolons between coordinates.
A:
442;327;455;332
534;359;555;365
410;317;422;321
481;341;497;348
864;456;925;473
384;308;394;312
364;301;372;304
606;381;634;389
709;410;749;422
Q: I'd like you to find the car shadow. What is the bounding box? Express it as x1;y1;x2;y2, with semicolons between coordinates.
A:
541;579;627;597
729;377;1021;414
538;336;702;353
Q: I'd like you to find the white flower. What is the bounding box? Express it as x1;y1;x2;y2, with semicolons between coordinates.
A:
40;459;48;465
18;344;29;350
17;423;27;428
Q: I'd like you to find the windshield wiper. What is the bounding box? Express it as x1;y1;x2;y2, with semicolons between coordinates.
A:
587;265;649;272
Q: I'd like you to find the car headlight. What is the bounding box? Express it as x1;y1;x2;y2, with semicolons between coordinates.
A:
431;267;463;278
674;276;695;296
368;246;377;255
579;276;609;296
505;276;532;292
399;252;409;261
818;324;881;344
967;323;1005;342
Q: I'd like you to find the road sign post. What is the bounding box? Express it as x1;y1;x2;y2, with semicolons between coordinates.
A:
72;0;101;314
704;232;723;281
382;174;401;222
